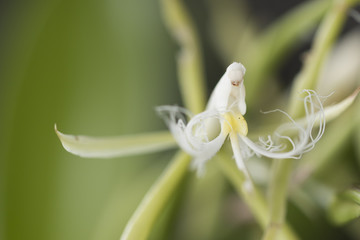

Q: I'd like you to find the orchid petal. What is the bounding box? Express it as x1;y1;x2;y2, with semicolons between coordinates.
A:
240;90;325;160
295;87;360;127
55;125;177;158
187;110;228;172
156;106;228;173
207;62;247;115
319;87;360;123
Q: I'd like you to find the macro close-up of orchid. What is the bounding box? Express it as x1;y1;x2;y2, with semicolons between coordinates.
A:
2;0;360;240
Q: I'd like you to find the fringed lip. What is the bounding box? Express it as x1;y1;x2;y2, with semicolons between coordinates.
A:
156;89;327;173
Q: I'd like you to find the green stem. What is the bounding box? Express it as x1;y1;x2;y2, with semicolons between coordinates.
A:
120;151;191;240
262;159;294;240
216;151;267;227
216;151;298;240
264;0;360;239
159;0;207;114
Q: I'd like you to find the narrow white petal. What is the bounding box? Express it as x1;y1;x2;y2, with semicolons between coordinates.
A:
55;125;177;158
230;133;252;191
318;87;359;123
238;82;247;115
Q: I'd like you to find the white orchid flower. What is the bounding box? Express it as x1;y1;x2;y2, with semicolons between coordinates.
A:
56;62;359;178
156;62;326;176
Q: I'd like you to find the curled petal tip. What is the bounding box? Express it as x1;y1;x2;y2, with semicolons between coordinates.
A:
54;123;62;138
320;86;360;124
54;123;60;134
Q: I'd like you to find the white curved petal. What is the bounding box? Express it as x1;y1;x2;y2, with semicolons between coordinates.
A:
240;90;325;159
156;106;198;156
206;72;232;111
55;125;177;158
156;106;228;171
186;110;228;160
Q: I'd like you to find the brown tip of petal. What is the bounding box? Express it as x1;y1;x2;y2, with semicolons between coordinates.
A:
352;86;360;97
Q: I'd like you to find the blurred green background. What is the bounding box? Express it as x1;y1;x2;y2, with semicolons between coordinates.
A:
0;1;180;239
1;0;360;240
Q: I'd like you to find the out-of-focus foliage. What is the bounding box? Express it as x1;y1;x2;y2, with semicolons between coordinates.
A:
1;0;360;240
1;1;177;240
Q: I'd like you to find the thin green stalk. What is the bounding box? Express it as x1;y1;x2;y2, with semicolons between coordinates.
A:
216;151;267;228
216;151;299;240
264;1;360;239
120;151;191;240
159;0;206;114
174;163;226;240
262;159;294;240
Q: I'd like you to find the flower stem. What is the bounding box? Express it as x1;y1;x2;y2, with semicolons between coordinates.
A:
120;151;191;240
262;159;294;240
220;135;267;227
216;150;299;240
264;0;360;239
159;0;207;114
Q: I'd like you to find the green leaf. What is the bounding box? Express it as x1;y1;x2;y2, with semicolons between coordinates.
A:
120;151;191;240
159;0;206;114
